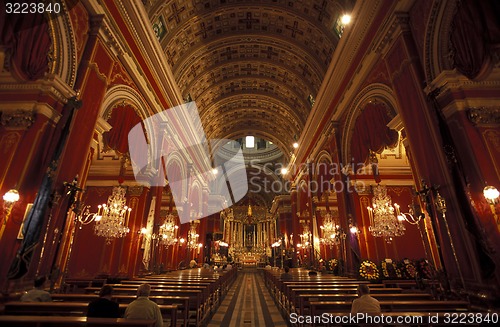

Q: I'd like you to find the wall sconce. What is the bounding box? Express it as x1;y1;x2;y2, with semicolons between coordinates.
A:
348;216;360;235
483;185;499;228
396;201;424;225
3;189;20;218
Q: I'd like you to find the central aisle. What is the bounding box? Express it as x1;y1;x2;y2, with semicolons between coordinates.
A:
207;269;287;327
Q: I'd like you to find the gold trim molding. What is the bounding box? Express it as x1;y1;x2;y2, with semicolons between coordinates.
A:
467;107;500;126
128;185;144;197
1;109;35;129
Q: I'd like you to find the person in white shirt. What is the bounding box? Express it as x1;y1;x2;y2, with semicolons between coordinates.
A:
351;284;381;314
20;276;51;302
125;284;163;327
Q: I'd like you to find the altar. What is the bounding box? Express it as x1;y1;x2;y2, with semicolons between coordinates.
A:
220;204;277;268
241;254;257;267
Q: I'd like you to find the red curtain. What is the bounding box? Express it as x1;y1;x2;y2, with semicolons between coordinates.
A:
102;105;142;155
450;0;500;79
450;0;487;79
0;9;51;81
350;103;398;166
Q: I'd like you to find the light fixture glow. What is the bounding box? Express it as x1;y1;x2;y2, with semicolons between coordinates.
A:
484;186;499;203
246;136;255;148
281;168;288;175
3;189;20;203
341;14;351;25
293;142;299;149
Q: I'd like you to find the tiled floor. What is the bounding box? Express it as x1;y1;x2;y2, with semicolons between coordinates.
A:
207;269;287;327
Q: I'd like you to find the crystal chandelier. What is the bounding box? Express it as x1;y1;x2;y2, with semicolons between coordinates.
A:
187;220;200;249
367;184;405;243
298;223;312;249
320;212;342;247
159;213;179;247
94;185;131;243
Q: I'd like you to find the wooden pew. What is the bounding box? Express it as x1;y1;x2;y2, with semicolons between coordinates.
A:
280;284;388;310
85;287;204;326
0;316;156;327
283;287;404;314
3;302;177;327
382;279;418;289
51;294;188;326
296;293;433;315
276;281;385;300
309;300;470;316
63;279;107;293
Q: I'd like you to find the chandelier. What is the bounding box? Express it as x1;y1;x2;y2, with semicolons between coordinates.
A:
187;220;200;249
159;213;179;247
367;184;405;243
94;185;131;243
320;212;343;247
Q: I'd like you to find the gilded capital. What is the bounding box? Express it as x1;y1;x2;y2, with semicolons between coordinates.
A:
467;107;500;126
1;109;35;129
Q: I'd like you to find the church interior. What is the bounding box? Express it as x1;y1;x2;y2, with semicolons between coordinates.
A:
0;0;499;325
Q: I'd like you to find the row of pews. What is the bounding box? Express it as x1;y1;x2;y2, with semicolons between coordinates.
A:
264;268;472;326
1;267;237;327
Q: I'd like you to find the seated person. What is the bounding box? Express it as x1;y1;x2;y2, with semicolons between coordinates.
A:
280;266;293;280
125;284;163;327
189;259;197;268
308;270;318;276
351;284;381;314
225;262;232;270
20;276;52;302
87;285;120;318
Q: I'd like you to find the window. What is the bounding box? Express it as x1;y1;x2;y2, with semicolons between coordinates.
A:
245;136;255;148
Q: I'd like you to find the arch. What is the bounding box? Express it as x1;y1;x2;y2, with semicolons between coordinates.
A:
97;86;151;164
48;3;78;87
189;179;203;215
165;152;187;203
210;161;248;196
314;150;334;176
296;178;310;215
100;85;150;120
314;150;334;197
341;83;399;166
423;0;459;83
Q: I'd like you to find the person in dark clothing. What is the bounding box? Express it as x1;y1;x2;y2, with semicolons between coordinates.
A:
87;285;120;318
280;266;293;280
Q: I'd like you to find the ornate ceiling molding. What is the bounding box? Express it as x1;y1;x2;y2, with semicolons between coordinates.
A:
147;0;344;151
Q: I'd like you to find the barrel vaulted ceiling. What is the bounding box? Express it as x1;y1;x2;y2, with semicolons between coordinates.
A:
145;0;354;156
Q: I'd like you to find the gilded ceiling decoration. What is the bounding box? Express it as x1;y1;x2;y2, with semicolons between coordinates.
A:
146;0;351;155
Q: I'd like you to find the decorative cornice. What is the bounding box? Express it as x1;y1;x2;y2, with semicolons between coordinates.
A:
95;117;112;134
425;69;500;96
0;73;76;104
467;107;500;126
127;185;144;196
1;109;35;129
387;114;404;132
373;12;410;55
